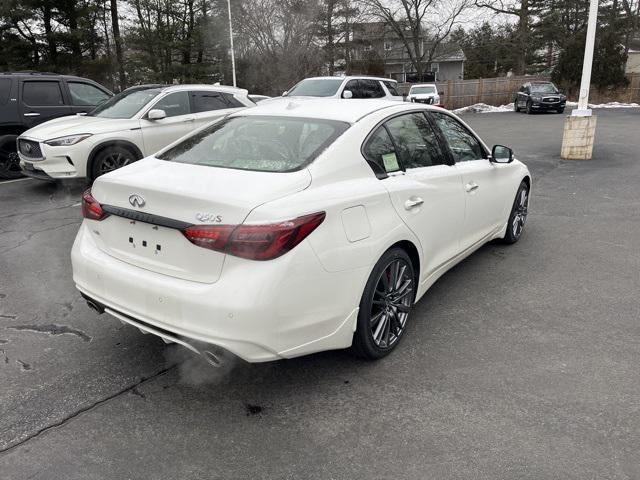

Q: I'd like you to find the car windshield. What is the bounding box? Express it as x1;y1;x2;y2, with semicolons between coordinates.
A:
158;115;350;172
88;88;162;119
530;83;558;94
286;79;344;97
411;86;436;94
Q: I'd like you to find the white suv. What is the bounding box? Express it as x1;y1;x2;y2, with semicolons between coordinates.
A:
17;84;253;181
406;84;442;106
282;76;403;101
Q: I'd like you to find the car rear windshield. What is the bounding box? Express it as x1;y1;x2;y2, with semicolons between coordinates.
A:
530;83;558;94
286;79;344;97
158;115;350;172
411;86;436;94
88;88;162;118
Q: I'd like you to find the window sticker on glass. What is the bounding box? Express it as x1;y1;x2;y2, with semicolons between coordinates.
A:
382;152;400;172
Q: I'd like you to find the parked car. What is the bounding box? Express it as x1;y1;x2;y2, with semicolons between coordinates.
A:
73;99;531;366
17;84;253;182
282;76;403;101
514;81;566;114
406;83;442;106
248;94;271;103
0;72;112;179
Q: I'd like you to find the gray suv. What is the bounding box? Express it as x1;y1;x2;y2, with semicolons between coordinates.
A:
0;72;112;179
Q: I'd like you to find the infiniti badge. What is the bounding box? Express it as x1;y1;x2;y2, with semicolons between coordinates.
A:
129;194;145;208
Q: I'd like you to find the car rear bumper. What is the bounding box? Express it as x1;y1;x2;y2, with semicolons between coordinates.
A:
71;222;366;362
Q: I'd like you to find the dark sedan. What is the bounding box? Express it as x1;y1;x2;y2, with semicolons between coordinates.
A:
514;81;566;114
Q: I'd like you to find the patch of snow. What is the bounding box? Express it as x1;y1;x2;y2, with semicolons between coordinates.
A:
453;103;514;114
566;101;639;108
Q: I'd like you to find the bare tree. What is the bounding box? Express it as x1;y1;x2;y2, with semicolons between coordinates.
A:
359;0;471;78
110;0;125;89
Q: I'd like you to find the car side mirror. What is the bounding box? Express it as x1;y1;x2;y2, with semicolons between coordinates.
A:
342;90;353;99
147;109;166;120
282;91;288;96
491;145;514;163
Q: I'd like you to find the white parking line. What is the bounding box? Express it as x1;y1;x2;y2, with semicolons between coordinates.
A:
0;177;33;185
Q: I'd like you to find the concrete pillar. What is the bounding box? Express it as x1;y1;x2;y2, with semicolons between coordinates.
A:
561;115;597;160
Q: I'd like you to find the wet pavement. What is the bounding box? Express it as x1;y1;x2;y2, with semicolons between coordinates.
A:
1;108;639;479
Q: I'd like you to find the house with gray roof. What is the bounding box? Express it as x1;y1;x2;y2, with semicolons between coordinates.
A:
347;21;466;82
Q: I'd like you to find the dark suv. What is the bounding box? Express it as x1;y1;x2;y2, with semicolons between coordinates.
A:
0;72;112;179
514;81;566;114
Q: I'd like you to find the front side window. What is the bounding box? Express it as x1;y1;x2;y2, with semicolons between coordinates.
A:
68;82;110;106
430;112;484;162
158;116;349;173
89;88;162;119
343;79;363;98
385;113;445;168
22;81;64;106
151;92;190;117
286;79;343;97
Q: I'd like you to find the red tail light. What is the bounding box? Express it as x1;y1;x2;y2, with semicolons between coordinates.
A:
183;212;326;260
81;189;108;221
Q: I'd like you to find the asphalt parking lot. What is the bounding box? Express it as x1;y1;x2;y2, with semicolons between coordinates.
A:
1;107;639;479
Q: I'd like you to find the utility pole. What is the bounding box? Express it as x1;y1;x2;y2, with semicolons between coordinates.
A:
561;0;599;159
227;0;237;87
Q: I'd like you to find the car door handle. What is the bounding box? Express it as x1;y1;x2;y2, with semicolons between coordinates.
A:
404;197;424;210
465;182;479;193
184;117;195;122
24;113;40;117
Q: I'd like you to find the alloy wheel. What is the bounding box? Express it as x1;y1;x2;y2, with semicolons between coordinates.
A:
99;151;134;175
512;188;528;238
369;258;414;349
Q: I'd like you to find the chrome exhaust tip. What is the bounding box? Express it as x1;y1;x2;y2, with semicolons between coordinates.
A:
202;350;223;368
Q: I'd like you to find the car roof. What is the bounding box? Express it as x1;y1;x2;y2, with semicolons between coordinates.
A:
0;71;100;82
409;83;437;87
123;83;249;96
234;98;422;123
302;76;397;83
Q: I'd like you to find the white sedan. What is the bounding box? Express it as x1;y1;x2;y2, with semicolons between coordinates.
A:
72;99;530;365
17;84;253;181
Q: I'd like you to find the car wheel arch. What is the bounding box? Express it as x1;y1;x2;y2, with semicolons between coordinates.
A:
88;140;143;180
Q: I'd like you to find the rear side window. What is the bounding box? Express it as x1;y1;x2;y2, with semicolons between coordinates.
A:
191;91;241;112
359;80;385;98
385;113;445;168
383;81;400;96
0;78;11;105
68;82;110;106
23;81;64;106
362;126;400;174
159;115;349;172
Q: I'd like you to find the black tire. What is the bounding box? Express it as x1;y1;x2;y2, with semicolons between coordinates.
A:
514;100;520;112
526;101;533;114
352;248;416;360
90;145;138;181
502;181;529;244
557;108;565;114
0;134;24;180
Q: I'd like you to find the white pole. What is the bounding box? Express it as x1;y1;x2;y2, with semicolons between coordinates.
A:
573;0;599;116
226;0;237;87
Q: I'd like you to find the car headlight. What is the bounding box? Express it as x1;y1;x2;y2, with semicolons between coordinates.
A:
45;134;92;147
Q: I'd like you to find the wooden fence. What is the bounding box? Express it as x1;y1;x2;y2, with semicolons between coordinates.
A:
398;73;640;109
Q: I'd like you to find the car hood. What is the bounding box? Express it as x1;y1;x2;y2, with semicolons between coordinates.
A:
22;115;139;141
